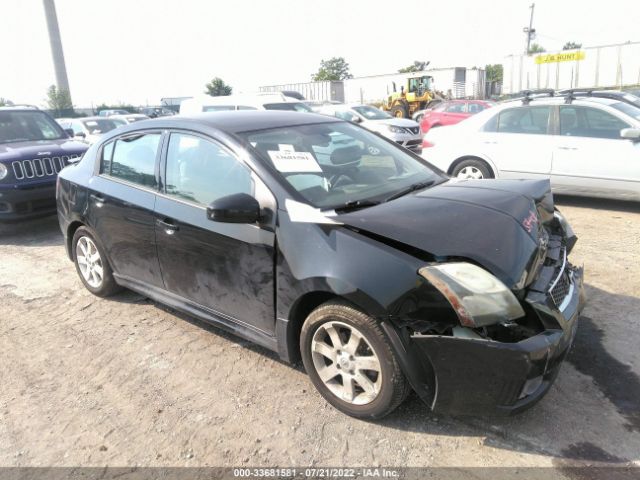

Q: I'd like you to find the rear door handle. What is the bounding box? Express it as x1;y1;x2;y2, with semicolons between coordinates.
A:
156;218;179;235
90;193;105;207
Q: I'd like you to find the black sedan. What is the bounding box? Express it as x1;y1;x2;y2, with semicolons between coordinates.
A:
56;111;585;418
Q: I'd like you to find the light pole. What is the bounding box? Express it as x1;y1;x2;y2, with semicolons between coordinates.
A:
42;0;72;101
523;3;536;55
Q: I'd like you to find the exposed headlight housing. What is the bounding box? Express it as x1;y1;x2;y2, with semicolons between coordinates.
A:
387;125;406;134
0;163;7;180
419;262;525;328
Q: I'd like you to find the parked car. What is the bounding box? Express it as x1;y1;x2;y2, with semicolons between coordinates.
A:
56;117;123;145
0;106;88;220
139;107;175;118
422;93;640;201
411;99;444;122
556;89;640;110
98;109;130;117
305;100;343;113
179;93;313;114
320;104;423;153
109;113;150;125
419;100;496;133
57;110;584;418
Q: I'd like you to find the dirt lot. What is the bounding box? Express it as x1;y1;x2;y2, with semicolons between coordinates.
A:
1;196;639;476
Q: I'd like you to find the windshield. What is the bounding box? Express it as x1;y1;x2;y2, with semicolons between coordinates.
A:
240;121;443;210
81;119;120;135
0;111;66;143
263;102;312;112
610;101;640;121
351;105;391;120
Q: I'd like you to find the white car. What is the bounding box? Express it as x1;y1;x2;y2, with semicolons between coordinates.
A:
320;104;423;153
422;95;640;201
109;113;149;125
179;93;312;114
56;117;123;144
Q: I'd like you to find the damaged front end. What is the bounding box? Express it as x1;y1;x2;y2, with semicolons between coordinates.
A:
392;202;586;416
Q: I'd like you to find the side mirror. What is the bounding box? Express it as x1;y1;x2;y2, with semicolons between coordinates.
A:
620;128;640;140
207;193;260;224
351;115;362;123
64;128;74;137
75;132;86;138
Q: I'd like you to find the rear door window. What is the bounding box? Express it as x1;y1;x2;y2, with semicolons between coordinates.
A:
496;106;551;135
103;132;161;188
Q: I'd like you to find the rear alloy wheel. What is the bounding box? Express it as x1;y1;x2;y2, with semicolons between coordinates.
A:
72;227;120;297
452;158;493;179
300;302;410;419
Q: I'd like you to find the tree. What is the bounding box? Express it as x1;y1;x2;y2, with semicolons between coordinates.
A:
204;77;232;96
398;60;430;73
0;97;12;107
45;85;73;116
563;41;582;50
485;64;503;84
312;57;353;81
528;43;546;54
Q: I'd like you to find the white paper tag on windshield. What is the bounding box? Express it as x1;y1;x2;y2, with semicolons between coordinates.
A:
278;144;295;152
268;151;322;173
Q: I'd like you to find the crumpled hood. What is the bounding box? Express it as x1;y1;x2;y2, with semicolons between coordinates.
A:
338;178;553;288
0;139;88;161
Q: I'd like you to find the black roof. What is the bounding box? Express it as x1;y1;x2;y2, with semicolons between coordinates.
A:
132;111;341;135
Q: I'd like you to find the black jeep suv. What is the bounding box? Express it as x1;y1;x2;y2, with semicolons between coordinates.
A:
0;107;88;221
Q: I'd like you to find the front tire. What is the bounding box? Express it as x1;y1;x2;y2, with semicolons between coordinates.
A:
72;226;120;297
451;158;493;179
300;301;410;419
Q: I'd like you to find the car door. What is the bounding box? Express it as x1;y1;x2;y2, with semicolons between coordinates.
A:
154;131;277;335
552;104;640;198
439;102;468;126
88;131;164;287
480;105;554;178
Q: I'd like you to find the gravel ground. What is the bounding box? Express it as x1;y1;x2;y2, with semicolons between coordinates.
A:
0;196;639;477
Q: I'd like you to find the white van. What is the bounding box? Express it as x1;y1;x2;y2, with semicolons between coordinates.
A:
179;93;313;115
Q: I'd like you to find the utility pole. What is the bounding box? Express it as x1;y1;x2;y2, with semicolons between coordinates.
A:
523;3;536;55
42;0;72;101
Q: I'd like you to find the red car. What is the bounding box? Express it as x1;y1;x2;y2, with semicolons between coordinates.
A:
420;100;495;134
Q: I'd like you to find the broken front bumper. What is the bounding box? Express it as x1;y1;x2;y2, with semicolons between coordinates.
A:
410;265;585;416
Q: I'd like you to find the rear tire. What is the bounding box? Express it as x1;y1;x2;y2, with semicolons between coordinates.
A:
72;226;121;297
300;301;410;419
451;158;493;179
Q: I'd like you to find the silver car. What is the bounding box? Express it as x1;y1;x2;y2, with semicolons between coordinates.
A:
320;104;423;153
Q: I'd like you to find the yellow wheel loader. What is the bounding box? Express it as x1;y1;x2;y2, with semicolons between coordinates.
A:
382;75;435;118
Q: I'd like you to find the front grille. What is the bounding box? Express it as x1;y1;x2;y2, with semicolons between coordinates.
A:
548;247;571;308
11;155;79;180
406;139;422;147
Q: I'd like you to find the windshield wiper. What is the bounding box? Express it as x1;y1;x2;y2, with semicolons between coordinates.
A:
331;199;381;213
384;180;435;202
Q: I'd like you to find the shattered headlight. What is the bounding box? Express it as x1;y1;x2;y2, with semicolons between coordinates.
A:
0;163;7;180
419;263;525;328
554;209;577;253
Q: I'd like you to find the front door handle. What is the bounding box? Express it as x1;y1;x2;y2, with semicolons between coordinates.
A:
156;218;179;235
558;146;578;150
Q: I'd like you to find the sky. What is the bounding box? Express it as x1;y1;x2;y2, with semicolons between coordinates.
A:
1;0;638;107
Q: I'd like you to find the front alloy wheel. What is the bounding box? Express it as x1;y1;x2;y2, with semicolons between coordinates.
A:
300;302;410;419
311;320;382;405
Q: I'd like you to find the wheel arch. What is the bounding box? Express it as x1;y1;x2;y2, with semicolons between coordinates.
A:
66;220;85;260
448;155;497;178
276;287;387;364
